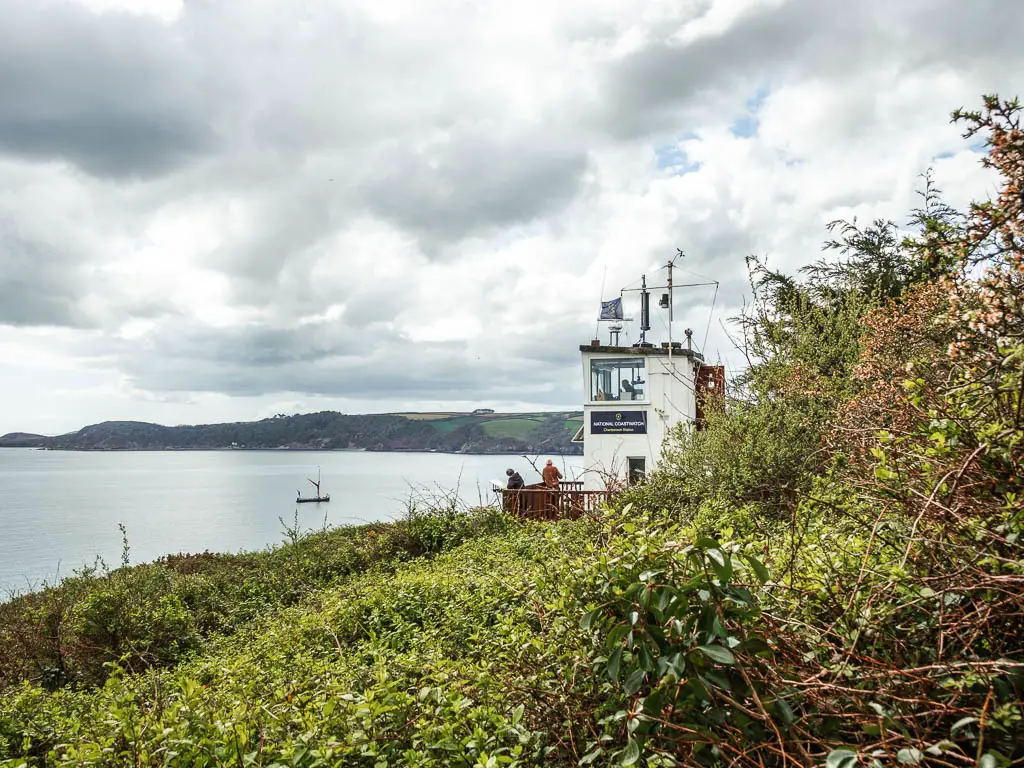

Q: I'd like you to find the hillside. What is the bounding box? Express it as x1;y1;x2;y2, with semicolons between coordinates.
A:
0;411;584;454
0;432;44;446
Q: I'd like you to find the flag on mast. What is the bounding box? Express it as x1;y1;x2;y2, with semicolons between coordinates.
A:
599;297;623;320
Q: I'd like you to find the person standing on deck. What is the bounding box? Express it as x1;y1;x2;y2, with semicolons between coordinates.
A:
506;468;525;517
540;459;563;519
542;459;562;488
506;468;524;489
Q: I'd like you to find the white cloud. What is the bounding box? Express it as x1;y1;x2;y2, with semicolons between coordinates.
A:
0;0;1019;434
75;0;183;23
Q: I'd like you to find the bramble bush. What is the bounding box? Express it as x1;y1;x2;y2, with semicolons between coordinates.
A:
608;95;1024;766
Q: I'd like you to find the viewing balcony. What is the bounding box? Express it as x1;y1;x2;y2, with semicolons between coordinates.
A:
499;480;616;521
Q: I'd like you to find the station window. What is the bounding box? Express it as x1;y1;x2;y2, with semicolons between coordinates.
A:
627;457;646;485
590;357;646;402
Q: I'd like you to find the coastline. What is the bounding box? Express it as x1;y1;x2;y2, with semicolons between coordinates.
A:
12;446;583;456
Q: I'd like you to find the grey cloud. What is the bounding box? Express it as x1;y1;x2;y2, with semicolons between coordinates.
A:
213;183;346;300
0;2;216;178
599;0;827;138
600;0;1024;141
882;0;1024;73
359;130;590;245
107;315;575;403
341;290;408;329
0;279;82;328
0;221;91;328
129;319;361;370
0;114;209;179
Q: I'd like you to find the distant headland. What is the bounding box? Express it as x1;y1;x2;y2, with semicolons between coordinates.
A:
0;410;583;455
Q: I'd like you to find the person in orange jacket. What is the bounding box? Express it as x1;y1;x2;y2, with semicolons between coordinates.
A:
541;459;563;488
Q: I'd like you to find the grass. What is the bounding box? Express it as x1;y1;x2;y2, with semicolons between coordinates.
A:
428;415;477;434
395;413;461;421
479;417;545;440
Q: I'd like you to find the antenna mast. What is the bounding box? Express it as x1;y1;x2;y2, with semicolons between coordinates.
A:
639;275;651;344
666;258;674;356
617;247;716;352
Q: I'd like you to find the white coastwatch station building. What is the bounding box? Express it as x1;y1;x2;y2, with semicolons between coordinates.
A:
574;265;723;492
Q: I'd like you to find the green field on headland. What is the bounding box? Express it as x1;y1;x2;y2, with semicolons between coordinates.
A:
1;98;1022;766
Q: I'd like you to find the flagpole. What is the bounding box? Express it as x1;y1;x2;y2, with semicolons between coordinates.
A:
667;260;673;360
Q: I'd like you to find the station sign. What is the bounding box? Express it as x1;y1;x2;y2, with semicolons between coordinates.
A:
590;410;647;435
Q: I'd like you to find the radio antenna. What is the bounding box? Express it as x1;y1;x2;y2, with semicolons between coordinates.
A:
639;275;651;344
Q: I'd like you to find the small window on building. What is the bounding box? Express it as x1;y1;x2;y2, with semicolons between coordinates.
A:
591;357;646;402
627;457;646;485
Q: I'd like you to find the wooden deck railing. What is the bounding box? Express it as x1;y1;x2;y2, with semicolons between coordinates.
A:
499;482;615;521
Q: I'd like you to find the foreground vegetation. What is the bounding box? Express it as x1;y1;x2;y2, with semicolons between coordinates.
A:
2;97;1022;766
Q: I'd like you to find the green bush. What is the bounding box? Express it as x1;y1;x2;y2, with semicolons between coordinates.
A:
0;505;514;692
70;566;200;681
0;520;597;766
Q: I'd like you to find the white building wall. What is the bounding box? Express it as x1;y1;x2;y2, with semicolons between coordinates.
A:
580;349;699;491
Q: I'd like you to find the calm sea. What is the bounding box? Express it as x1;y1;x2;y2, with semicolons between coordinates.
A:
0;448;582;595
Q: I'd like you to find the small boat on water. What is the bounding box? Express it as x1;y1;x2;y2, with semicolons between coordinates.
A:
297;467;330;503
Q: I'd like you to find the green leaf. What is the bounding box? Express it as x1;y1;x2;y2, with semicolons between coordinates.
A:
703;669;732;692
607;646;623;681
622;669;646;696
772;697;795;725
620;739;641;766
705;548;732;581
897;748;922;765
979;753;1005;768
579;748;603;765
637;643;655;671
925;741;959;756
949;716;977;735
653;587;672;614
623;583;645;601
581;608;601;631
697;644;735;665
744;553;770;584
826;749;858;768
642;690;668;715
606;623;630;650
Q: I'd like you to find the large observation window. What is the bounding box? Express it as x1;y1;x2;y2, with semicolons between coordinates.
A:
590;357;646;402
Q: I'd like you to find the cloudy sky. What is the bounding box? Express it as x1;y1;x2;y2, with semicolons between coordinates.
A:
0;0;1018;435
